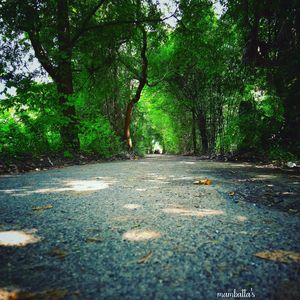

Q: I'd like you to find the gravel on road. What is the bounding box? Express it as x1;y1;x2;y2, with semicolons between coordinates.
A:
0;155;299;299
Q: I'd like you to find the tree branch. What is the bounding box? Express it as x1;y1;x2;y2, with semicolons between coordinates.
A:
71;0;107;46
132;26;148;103
27;30;58;81
147;71;169;87
79;12;176;37
19;4;58;81
118;57;140;80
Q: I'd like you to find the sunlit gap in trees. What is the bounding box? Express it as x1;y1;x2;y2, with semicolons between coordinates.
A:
0;33;50;100
0;230;40;246
151;140;163;154
213;0;225;18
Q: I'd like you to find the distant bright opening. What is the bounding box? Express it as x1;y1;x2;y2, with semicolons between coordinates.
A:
152;140;163;154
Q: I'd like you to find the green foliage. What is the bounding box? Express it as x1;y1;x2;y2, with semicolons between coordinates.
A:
269;146;298;163
0;108;61;158
0;82;63;158
0;0;299;163
63;151;73;158
137;87;186;154
79;117;122;158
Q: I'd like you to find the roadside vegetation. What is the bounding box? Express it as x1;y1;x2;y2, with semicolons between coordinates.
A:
1;0;299;170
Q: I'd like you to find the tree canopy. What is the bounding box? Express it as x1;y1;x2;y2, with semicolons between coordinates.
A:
0;0;299;163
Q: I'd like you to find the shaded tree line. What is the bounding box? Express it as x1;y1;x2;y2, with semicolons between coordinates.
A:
0;0;299;162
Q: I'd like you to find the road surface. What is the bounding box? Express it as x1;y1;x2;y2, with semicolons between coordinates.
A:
0;155;299;299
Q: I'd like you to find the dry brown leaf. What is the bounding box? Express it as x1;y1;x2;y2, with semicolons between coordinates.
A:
86;236;103;243
137;251;153;264
32;204;53;211
193;179;212;185
48;247;67;258
255;250;300;264
229;191;235;196
0;288;17;300
0;288;68;300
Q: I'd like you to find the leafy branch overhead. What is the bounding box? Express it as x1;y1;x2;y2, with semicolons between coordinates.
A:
0;0;299;160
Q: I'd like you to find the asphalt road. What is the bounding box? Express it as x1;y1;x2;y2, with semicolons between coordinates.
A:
0;155;299;299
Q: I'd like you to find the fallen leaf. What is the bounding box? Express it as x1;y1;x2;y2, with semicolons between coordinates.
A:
193;179;212;185
228;191;235;196
48;247;67;258
205;239;220;245
137;251;153;264
255;250;300;264
0;288;17;300
32;204;53;211
86;236;103;243
0;288;68;300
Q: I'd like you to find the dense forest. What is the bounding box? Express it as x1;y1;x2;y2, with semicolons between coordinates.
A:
0;0;299;164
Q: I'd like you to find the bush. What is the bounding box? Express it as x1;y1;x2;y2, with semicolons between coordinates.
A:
79;117;122;157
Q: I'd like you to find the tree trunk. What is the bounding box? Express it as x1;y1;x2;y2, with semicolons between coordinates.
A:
124;100;134;150
123;26;148;151
198;112;208;154
57;78;79;151
57;0;79;151
192;108;197;154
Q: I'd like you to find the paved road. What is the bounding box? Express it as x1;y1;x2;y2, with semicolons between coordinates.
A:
0;155;299;299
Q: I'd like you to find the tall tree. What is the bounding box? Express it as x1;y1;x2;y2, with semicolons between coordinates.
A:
225;0;300;155
123;26;149;150
0;0;111;150
0;0;168;151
